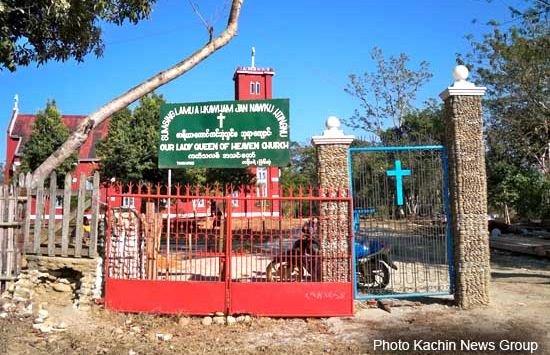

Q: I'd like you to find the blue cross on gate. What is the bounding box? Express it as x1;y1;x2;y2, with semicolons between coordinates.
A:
386;160;411;206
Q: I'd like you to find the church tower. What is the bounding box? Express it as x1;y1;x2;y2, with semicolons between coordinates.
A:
233;49;280;213
233;47;275;100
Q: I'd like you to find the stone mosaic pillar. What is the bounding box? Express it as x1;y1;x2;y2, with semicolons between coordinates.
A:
439;65;489;309
312;117;354;282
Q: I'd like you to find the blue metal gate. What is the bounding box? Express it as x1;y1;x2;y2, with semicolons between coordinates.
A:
348;146;453;299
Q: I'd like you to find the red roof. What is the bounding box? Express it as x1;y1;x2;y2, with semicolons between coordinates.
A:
10;114;110;160
233;66;275;80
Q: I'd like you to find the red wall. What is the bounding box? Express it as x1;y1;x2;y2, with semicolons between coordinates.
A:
233;68;280;214
234;72;274;100
70;162;99;190
4;136;20;184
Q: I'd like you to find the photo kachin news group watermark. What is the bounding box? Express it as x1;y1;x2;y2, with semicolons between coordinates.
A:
374;339;539;353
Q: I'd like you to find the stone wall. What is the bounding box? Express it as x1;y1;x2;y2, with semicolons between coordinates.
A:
316;145;350;191
315;144;351;282
443;94;491;308
1;256;102;318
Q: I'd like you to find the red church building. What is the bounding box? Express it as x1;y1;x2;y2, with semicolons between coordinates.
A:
4;50;282;217
4;98;109;188
231;48;280;216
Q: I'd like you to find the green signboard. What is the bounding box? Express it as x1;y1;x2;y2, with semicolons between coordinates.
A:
158;99;290;168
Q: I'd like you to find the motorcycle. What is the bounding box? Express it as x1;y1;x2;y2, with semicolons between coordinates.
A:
266;220;321;282
265;220;397;288
354;239;397;289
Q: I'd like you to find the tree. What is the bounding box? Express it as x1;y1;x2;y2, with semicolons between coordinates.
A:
462;0;550;219
96;94;165;184
488;163;550;221
344;47;433;136
464;1;549;175
97;92;253;186
378;99;444;146
29;0;244;187
20;101;78;176
281;141;317;189
278;141;317;217
349;100;444;219
0;0;156;71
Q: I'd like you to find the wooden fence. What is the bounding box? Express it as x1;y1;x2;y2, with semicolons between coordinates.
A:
0;171;101;286
0;184;22;283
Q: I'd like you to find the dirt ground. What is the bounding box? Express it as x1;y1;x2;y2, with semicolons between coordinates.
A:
1;250;549;355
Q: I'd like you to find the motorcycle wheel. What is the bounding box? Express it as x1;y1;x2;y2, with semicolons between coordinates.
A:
357;261;390;289
266;261;301;281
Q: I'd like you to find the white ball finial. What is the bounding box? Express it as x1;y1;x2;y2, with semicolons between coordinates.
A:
440;64;486;99
326;116;341;130
453;65;469;82
312;114;355;143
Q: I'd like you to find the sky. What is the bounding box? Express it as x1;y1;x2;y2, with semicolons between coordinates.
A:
0;0;522;161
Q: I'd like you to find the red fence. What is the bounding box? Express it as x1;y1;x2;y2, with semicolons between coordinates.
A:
104;184;353;317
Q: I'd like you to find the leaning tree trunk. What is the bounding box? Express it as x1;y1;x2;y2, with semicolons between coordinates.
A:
30;0;244;187
504;203;511;225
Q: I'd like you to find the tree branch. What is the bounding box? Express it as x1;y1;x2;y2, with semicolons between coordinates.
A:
188;0;215;42
30;0;244;187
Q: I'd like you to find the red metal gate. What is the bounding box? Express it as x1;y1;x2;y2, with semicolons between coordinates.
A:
104;184;353;317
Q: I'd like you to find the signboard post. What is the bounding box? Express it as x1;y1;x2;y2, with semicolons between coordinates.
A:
158;99;290;168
